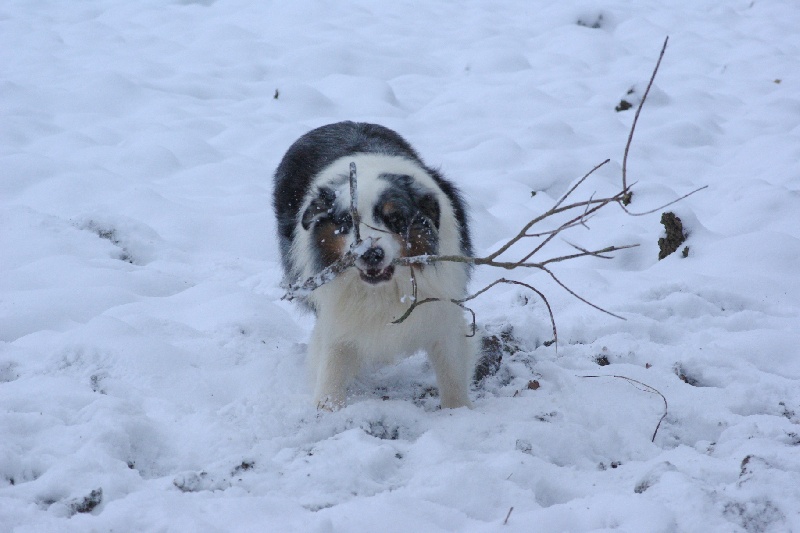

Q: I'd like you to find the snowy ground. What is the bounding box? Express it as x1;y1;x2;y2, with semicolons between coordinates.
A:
2;0;800;531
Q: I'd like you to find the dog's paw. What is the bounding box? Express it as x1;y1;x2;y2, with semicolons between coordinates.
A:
439;392;472;410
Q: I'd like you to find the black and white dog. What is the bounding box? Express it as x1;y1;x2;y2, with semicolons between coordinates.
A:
274;121;475;409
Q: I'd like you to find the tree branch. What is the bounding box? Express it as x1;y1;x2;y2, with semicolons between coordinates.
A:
282;37;707;351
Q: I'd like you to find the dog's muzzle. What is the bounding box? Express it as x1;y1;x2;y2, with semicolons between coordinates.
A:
357;245;394;284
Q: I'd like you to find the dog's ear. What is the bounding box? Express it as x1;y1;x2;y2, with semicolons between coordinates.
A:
301;187;336;230
418;193;440;229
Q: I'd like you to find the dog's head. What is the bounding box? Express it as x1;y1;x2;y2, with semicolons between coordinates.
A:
301;172;440;284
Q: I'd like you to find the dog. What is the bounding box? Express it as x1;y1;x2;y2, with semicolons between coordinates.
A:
273;121;476;410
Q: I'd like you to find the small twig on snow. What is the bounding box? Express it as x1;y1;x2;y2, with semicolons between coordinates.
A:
578;374;668;442
503;506;514;525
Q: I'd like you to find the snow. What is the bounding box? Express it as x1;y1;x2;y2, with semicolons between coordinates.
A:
2;0;799;531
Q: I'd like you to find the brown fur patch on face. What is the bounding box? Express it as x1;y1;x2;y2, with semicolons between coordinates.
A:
313;219;348;268
403;221;438;258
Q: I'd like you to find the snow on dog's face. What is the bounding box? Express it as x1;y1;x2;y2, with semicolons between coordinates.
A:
301;171;440;284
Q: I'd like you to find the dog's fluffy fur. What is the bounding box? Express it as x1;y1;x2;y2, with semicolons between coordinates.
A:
274;121;475;409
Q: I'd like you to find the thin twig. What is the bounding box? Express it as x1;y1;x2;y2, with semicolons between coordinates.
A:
622;36;669;202
407;266;418;303
390;296;442;325
578;374;668;442
524;215;594;238
503;507;514;526
517;192;622;265
540;266;626;320
349;162;361;244
461;278;556;346
282;251;358;301
393;243;639;270
563;240;615;259
458;302;478;338
390;265;460;329
579;192;596;230
390;293;478;337
487;159;611;261
392;278;557;346
621;185;708;217
554;159;611;212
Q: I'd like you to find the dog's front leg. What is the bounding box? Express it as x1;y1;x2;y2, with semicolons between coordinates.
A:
428;330;476;409
310;332;358;410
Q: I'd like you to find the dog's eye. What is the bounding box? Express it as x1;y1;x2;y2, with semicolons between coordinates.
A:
375;200;410;234
302;187;337;230
333;213;352;235
384;212;407;234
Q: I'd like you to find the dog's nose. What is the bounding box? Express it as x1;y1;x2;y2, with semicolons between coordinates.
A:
361;246;385;267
